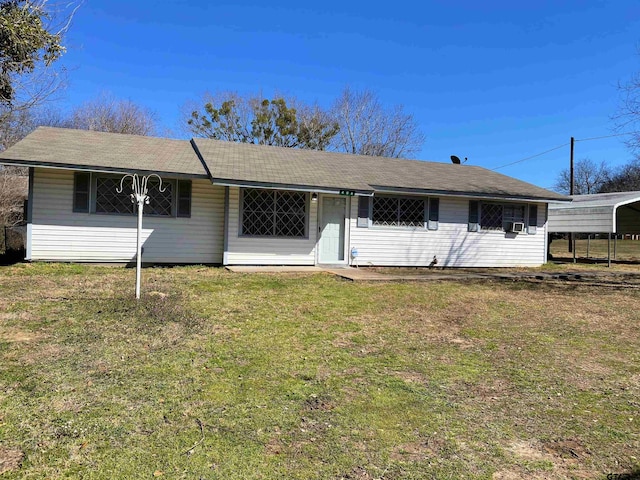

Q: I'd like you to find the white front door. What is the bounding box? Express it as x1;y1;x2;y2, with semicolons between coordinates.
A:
319;196;346;263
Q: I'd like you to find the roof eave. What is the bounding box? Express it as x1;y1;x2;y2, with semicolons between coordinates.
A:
369;185;569;202
210;177;374;196
0;158;209;179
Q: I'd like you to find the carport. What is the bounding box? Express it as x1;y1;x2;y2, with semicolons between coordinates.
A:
548;191;640;266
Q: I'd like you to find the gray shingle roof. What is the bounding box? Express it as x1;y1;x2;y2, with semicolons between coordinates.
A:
192;138;568;201
0;127;207;177
0;127;568;201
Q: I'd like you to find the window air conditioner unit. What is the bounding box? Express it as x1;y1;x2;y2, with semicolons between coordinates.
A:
510;222;525;233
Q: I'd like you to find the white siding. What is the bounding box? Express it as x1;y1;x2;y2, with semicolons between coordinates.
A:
349;197;548;267
30;168;224;263
225;187;318;265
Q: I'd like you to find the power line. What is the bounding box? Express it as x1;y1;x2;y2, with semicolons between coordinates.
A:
491;130;640;171
491;143;569;171
575;131;640;142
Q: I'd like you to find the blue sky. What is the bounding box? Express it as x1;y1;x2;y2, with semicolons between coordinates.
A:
57;0;640;190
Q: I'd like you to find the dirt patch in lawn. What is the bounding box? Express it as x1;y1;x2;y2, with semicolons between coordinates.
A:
0;327;42;343
500;439;593;479
0;447;23;474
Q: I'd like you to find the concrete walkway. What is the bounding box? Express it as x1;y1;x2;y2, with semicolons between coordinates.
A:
226;265;640;286
226;265;393;279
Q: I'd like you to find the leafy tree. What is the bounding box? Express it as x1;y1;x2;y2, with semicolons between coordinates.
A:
252;98;299;147
330;87;425;158
0;0;65;104
0;0;79;151
553;158;611;195
186;91;338;150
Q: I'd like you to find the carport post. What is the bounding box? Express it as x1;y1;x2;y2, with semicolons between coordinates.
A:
614;235;617;260
572;235;576;263
608;232;611;268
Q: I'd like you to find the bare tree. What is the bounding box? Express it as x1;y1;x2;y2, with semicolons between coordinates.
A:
553;158;611;195
330;87;425;158
614;67;640;158
599;158;640;193
0;165;27;226
65;93;158;135
0;108;36;150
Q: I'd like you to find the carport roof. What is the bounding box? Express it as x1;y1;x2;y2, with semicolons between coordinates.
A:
549;191;640;209
548;191;640;234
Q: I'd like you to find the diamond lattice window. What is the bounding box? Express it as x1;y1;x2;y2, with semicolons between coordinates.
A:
372;197;398;226
480;203;503;230
373;196;425;227
94;176;175;217
146;181;173;216
95;177;135;214
242;189;307;237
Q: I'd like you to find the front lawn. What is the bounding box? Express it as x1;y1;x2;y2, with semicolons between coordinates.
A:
0;264;638;479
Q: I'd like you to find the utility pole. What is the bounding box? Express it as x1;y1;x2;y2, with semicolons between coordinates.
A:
568;136;574;254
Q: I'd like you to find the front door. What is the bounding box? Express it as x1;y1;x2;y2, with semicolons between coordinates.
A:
319;196;346;263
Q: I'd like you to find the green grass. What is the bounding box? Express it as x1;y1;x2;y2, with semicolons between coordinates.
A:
0;263;639;479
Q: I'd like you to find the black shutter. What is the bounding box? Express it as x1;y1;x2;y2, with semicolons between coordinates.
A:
428;198;439;230
529;205;538;226
357;196;370;228
177;180;192;217
73;172;90;213
468;200;479;232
